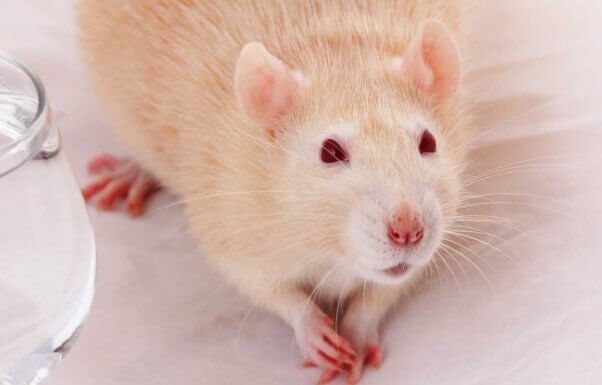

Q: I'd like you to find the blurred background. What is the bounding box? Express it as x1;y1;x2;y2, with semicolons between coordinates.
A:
1;1;601;384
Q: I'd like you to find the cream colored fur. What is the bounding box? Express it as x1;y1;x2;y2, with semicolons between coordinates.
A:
77;0;469;381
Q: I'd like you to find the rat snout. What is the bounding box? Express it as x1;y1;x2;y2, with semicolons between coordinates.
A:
387;204;424;246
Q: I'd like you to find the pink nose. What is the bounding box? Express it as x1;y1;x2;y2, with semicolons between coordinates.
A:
387;205;424;246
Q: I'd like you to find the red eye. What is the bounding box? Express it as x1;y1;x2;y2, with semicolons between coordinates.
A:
321;138;348;164
419;130;437;155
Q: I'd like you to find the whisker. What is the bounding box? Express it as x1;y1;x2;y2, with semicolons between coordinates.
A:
444;230;525;275
456;200;575;218
292;259;343;351
462;152;585;186
439;245;470;284
464;152;583;178
455;192;570;206
263;233;344;260
463;164;576;188
452;220;551;248
440;242;496;294
435;250;464;300
362;278;368;318
426;260;435;288
441;236;491;268
465;100;557;146
302;263;341;323
145;190;291;215
432;257;444;300
447;214;537;235
236;304;256;346
334;276;351;338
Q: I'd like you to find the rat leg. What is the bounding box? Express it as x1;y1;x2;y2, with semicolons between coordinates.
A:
331;284;403;385
259;289;356;376
295;303;357;373
82;153;160;216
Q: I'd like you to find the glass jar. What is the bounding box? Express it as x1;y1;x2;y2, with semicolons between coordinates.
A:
0;53;96;384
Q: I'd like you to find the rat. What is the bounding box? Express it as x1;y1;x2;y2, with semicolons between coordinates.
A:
77;0;469;383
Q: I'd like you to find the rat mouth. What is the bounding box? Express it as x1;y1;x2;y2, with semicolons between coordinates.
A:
383;263;411;277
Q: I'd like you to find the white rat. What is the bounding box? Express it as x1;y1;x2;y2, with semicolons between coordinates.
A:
77;0;469;383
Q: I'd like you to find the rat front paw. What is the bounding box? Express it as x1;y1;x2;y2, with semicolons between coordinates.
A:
82;153;160;216
295;308;357;374
311;342;383;385
363;343;383;369
300;307;383;385
345;343;383;384
337;311;384;384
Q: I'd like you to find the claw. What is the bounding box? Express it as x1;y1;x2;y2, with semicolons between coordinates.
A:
347;356;364;385
82;175;113;201
81;153;160;216
302;360;317;368
87;153;118;173
344;344;384;384
318;351;347;371
316;369;340;385
97;178;131;210
364;344;383;369
126;173;158;216
322;334;357;360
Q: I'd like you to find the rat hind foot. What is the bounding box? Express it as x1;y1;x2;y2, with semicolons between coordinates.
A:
82;153;160;216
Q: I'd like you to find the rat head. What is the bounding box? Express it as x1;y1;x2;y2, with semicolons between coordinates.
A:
234;20;464;285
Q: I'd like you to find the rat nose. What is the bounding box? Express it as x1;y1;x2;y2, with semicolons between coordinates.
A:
387;205;424;246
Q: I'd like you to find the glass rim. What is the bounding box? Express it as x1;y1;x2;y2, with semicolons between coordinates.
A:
0;52;48;168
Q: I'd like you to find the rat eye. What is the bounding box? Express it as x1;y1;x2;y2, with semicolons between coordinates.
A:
320;138;348;164
419;130;437;155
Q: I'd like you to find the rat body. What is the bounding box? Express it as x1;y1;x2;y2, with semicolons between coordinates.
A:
78;0;469;383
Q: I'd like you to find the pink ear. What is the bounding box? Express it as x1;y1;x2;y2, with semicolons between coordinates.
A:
397;19;461;102
234;42;301;127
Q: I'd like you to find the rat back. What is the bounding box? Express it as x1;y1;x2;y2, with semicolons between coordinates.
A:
77;0;467;304
76;0;461;195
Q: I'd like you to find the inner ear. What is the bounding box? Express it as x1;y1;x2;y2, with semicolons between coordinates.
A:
234;42;302;129
395;19;461;102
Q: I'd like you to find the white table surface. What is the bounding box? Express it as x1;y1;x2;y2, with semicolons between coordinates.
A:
1;1;601;384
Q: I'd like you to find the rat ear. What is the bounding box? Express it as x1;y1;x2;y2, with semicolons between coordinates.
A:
234;42;301;128
392;19;461;102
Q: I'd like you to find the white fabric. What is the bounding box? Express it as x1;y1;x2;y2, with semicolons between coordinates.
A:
1;0;601;384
